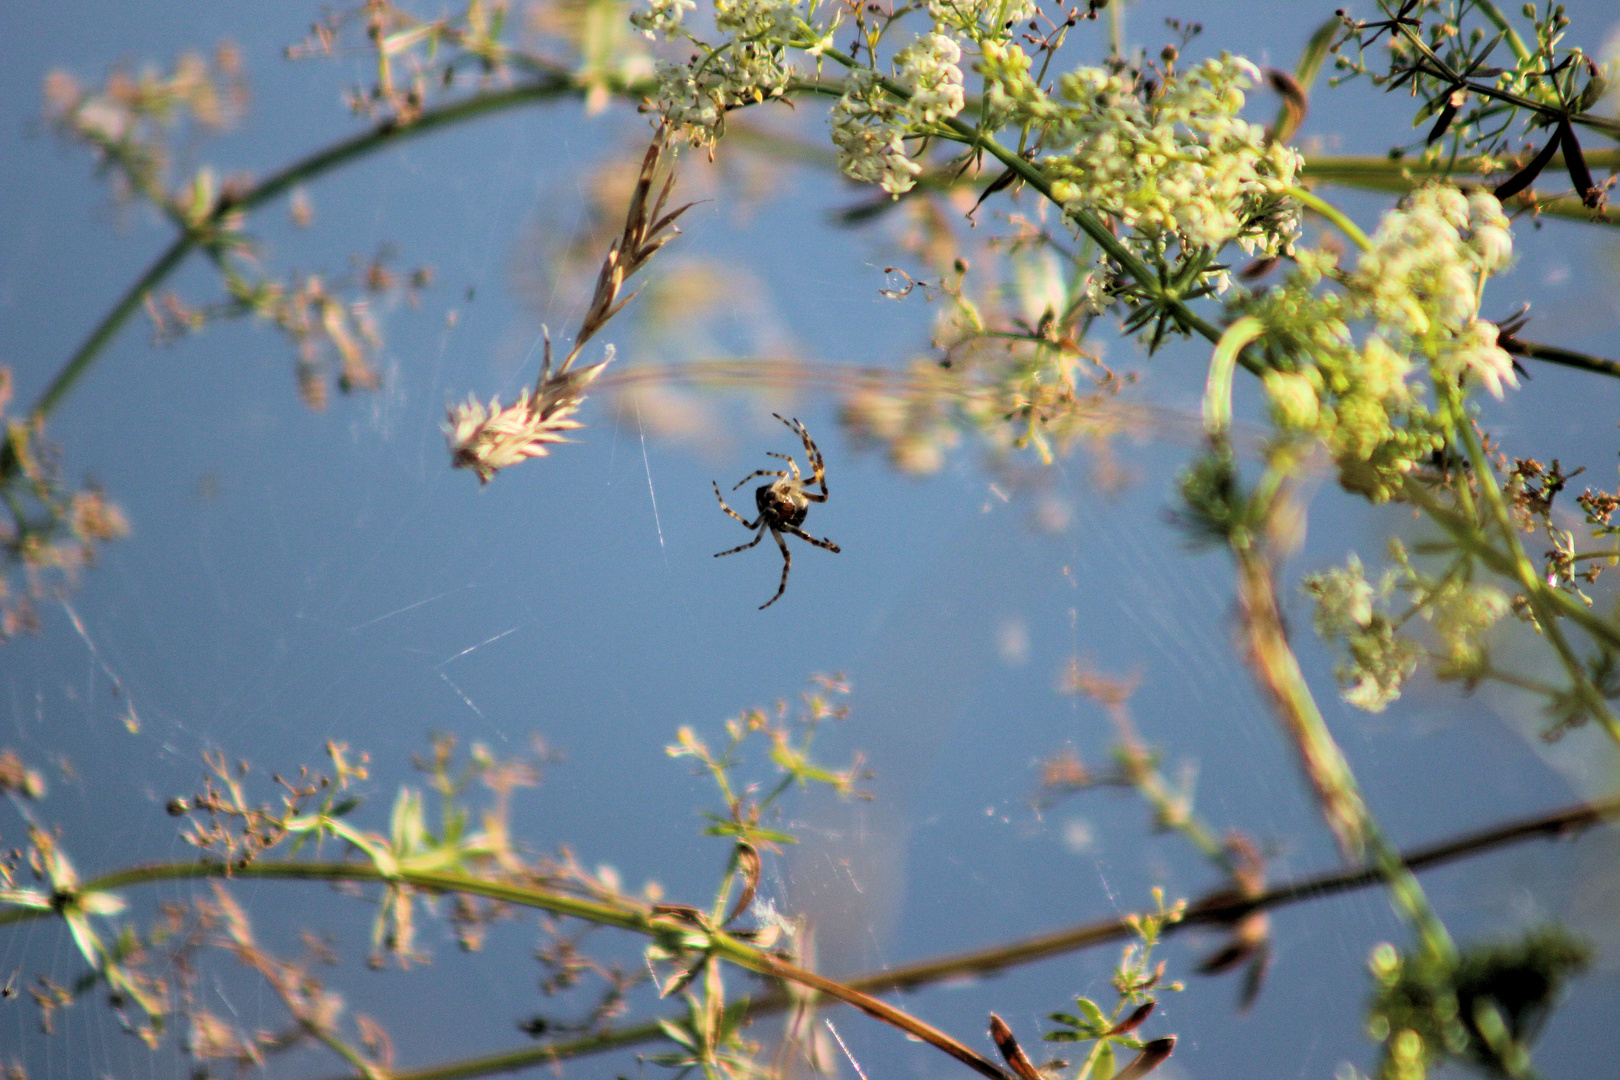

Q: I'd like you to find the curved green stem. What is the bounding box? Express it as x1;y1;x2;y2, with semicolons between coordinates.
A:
1204;316;1264;435
2;857;1012;1080
1285;184;1372;252
1231;534;1457;966
25;76;583;434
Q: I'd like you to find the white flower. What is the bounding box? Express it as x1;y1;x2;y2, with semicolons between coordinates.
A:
630;0;696;40
829;70;922;195
1305;554;1376;637
1444;319;1519;400
927;0;1035;36
895;33;965;125
1355;184;1487;334
1466;189;1513;274
1006;53;1300;258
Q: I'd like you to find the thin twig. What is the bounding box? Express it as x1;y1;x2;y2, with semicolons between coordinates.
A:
18;76;581;449
9;792;1611;1080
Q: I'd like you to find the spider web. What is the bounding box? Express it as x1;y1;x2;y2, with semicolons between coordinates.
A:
4;1;1620;1078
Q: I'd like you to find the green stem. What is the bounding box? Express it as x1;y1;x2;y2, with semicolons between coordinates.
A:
31;236;194;421
1301;151;1620;230
27;77;578;431
1;858;1012;1080
1232;538;1457;965
1285;184;1372;251
1204;316;1263;435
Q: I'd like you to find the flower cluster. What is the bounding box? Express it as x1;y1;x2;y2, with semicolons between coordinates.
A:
926;0;1036;40
1349;186;1516;398
1303;539;1513;713
828;32;965;196
1302;555;1422;712
639;0;814;147
895;33;966;125
983;48;1302;257
829;70;922;196
1231;186;1517;503
630;0;696;39
1352;186;1512;334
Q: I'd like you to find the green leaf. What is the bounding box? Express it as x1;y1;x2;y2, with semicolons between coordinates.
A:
1076;997;1108;1031
1093;1041;1116;1080
659;1018;698;1051
1047;1012;1084;1028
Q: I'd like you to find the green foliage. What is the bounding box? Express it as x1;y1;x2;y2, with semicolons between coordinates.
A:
1366;926;1592;1078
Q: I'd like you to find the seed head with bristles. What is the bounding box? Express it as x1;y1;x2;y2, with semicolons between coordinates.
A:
448;126;691;484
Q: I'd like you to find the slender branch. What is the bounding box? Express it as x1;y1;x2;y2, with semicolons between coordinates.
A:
9;793;1613;1080
1;857;1010;1080
1232;535;1459;965
1285;184;1373;251
24;76;583;435
1301;151;1620;228
286;791;1620;1080
1499;334;1620;380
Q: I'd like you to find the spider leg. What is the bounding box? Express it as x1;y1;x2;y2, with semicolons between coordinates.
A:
714;526;767;559
759;527;793;609
712;482;760;529
765;451;802;481
731;469;787;492
775;413;829;501
781;523;840;553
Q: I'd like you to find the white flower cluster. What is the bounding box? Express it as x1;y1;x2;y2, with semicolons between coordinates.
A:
983;46;1302;257
1303;554;1422;713
896;33;966;125
652;60;724;142
926;0;1036;39
629;0;696;39
829;33;965;197
642;0;805;146
830;70;921;196
1351;186;1517;398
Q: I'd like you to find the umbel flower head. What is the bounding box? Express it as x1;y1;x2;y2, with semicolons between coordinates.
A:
445;349;611;484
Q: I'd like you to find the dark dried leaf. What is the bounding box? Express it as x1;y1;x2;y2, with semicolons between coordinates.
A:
1558;121;1600;208
1493;131;1563;202
969;164;1023;221
726;842;761;926
1239;255;1280;281
989;1014;1045;1080
1113;1036;1175;1080
1266;68;1307;143
1107;1001;1155;1036
1238;940;1272;1012
1425;96;1460;145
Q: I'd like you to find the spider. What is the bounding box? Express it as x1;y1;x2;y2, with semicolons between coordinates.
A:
712;414;841;609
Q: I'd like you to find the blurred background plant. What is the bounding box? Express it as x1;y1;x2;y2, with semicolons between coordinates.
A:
5;0;1620;1079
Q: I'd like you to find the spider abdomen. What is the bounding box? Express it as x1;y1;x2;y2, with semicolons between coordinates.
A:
756;484;808;528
